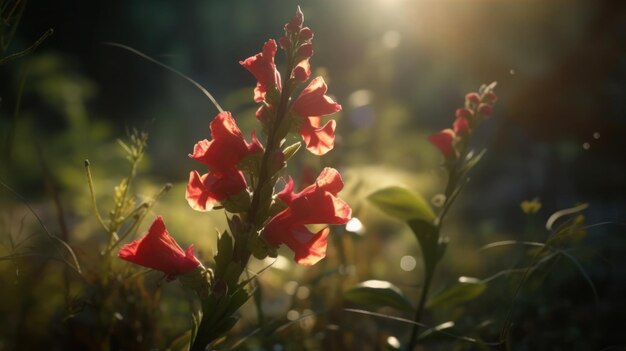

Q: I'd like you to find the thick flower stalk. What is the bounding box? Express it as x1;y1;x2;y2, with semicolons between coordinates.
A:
117;8;351;351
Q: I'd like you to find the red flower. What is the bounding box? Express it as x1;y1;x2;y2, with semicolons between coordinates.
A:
118;216;201;279
263;168;351;266
189;111;263;173
186;170;247;212
291;77;342;155
428;129;456;158
240;40;282;103
188;112;261;211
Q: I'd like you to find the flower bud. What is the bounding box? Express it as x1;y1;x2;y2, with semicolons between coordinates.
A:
465;92;480;104
294;66;308;82
298;43;314;58
285;7;304;32
279;36;290;50
453;117;470;135
478;103;493;116
455;108;472;120
299;27;314;40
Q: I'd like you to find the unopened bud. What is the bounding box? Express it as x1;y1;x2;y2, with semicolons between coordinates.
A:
294;66;308;82
453;117;470;135
279;36;290;50
478;103;493;116
285;7;304;33
455;108;472;120
298;43;314;58
299;27;313;40
465;92;480;104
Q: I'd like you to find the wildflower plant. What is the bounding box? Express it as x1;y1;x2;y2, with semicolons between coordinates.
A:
115;7;351;350
366;83;498;349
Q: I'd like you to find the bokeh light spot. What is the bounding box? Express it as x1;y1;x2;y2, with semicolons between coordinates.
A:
400;255;416;271
286;310;300;321
346;217;365;234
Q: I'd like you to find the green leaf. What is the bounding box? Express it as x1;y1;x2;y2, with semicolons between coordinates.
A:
368;186;435;222
426;277;486;309
282;141;301;161
408;219;440;273
214;230;233;279
344;280;415;312
417;321;456;341
546;203;588;231
460;149;486;177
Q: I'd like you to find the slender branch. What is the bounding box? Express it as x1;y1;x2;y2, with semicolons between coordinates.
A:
0;180;82;274
83;160;109;233
0;27;52;65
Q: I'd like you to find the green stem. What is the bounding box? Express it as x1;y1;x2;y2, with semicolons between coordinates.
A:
84;160;109;233
407;266;435;350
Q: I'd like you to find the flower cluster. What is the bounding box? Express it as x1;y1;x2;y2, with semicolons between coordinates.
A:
119;8;350;281
119;9;350;282
240;7;342;156
428;83;498;160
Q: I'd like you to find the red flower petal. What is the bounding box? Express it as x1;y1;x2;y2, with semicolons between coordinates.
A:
291;77;341;118
118;216;200;278
299;117;336;156
263;168;351;265
240;40;282;103
189;112;263;172
428;129;456;158
291;226;330;266
186;170;247;212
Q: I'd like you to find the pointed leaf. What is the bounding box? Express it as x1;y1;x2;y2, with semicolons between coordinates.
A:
426;277;486;309
282;141;302;161
417;321;456;341
344;280;415;312
546;203;588;231
368;186;435;222
214;230;233;279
